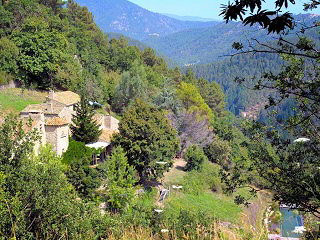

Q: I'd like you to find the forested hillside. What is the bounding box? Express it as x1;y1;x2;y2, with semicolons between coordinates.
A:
0;0;188;107
1;1;256;239
187;52;283;115
144;14;320;66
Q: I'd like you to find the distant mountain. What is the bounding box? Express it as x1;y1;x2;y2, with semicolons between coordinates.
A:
161;13;220;22
143;21;272;66
74;0;220;40
143;14;320;66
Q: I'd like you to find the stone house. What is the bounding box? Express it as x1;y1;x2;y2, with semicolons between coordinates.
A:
21;110;69;156
47;90;80;123
93;113;119;131
45;117;69;156
20;91;80;124
20;90;80;156
20;91;120;157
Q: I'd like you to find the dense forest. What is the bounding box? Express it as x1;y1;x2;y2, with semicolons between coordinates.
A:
0;0;320;239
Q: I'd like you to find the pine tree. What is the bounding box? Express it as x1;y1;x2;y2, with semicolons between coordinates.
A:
71;96;101;143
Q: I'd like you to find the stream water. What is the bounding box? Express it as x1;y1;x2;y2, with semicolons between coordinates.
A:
280;208;303;238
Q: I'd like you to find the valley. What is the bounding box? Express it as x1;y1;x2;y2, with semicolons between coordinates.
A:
0;0;319;239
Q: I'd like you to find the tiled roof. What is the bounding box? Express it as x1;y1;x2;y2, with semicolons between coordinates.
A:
99;129;119;142
20;103;65;115
45;117;68;126
52;91;80;106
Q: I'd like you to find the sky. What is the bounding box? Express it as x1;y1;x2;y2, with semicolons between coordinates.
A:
128;0;319;20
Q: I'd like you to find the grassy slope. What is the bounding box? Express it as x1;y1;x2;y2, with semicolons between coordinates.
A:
123;159;269;239
163;159;242;223
0;88;47;115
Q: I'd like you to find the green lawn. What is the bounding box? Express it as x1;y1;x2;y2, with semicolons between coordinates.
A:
0;88;47;114
166;192;243;223
162;160;244;223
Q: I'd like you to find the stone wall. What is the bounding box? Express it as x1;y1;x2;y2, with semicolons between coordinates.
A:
44;124;69;156
56;124;69;155
104;116;119;130
45;125;58;154
59;107;73;124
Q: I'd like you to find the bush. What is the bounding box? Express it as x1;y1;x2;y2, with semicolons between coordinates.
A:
203;138;232;169
185;145;207;171
182;160;221;194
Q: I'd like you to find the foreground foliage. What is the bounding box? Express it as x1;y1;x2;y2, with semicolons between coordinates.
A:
220;0;320;219
98;146;138;211
0;115;99;239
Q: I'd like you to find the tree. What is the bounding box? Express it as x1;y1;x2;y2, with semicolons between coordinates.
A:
220;0;319;34
171;81;214;152
219;0;320;216
223;127;320;216
176;81;212;119
0;37;18;73
0;114;39;172
204;138;232;170
0;37;18;85
168;110;214;153
71;95;102;144
0;6;13;37
98;146;137;211
112;99;179;181
62;139;100;198
197;78;225;117
11;16;73;88
112;60;148;113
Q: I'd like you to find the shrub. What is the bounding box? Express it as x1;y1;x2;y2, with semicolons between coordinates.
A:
185;145;207;171
203;138;232;169
182;160;221;194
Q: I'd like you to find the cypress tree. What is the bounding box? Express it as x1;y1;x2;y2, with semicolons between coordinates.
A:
71;96;102;143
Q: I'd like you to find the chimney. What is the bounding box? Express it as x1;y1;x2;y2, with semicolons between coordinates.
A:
49;90;55;100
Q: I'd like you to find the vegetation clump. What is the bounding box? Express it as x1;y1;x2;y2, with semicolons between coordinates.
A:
185;145;207;172
112;99;179;181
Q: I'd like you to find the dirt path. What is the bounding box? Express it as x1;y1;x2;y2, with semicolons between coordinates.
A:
163;158;186;183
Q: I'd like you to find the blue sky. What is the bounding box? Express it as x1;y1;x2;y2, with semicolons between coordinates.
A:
128;0;319;20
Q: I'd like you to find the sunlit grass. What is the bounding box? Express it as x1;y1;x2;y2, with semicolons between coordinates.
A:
0;88;47;114
166;191;242;223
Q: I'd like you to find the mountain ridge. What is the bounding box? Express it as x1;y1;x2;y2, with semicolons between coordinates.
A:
161;13;220;22
143;13;320;66
75;0;220;40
